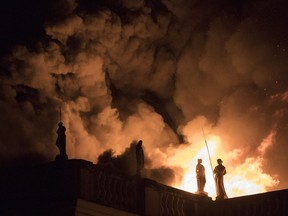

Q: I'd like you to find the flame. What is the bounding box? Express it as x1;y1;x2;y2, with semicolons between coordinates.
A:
169;133;279;199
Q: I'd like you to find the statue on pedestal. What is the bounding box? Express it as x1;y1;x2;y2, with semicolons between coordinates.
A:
55;107;68;161
136;140;144;176
55;108;68;161
214;158;228;200
56;121;68;161
196;158;208;196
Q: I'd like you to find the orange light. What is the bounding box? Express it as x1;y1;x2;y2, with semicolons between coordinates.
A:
170;133;279;199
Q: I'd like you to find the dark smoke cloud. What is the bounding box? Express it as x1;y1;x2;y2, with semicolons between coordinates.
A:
0;0;288;192
97;142;138;176
97;141;182;185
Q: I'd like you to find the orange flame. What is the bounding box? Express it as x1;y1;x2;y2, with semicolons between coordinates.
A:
169;132;279;199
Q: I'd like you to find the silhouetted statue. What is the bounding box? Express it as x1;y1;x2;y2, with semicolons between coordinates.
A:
196;158;207;196
56;122;68;161
136;140;144;176
214;158;228;200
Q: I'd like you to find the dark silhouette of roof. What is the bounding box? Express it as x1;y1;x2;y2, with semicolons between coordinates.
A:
0;159;287;216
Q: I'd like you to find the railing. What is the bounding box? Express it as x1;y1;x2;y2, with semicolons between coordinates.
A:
76;160;288;216
1;159;287;216
144;179;211;216
76;160;211;216
210;189;288;216
78;162;143;214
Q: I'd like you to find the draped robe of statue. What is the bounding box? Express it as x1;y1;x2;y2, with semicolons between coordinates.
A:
196;162;206;193
56;122;67;160
214;163;228;200
136;140;144;176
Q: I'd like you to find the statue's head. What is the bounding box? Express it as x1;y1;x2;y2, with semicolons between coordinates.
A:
58;122;63;126
198;158;202;163
217;158;223;164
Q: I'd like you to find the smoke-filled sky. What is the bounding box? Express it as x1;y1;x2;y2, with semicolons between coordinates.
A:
0;0;288;197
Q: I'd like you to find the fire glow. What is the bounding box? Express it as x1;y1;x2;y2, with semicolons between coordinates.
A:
169;132;279;199
1;0;287;199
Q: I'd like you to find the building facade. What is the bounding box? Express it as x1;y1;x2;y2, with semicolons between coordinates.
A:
0;159;287;216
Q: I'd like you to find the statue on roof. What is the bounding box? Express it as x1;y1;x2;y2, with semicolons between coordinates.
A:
214;158;228;200
196;158;208;196
55;108;68;161
136;140;144;176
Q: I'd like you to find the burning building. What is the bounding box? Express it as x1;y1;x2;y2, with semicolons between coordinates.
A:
0;0;288;210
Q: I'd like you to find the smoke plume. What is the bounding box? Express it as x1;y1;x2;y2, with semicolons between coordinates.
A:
0;0;288;194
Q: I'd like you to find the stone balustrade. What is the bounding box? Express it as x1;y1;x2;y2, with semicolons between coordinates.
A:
1;159;287;216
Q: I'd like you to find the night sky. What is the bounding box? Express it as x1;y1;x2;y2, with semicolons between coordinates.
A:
0;0;288;195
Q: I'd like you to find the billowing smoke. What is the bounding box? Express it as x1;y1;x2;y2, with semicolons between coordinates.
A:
97;140;182;185
0;0;288;193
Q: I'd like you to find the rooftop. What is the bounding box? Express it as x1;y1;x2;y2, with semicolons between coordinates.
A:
0;159;287;216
